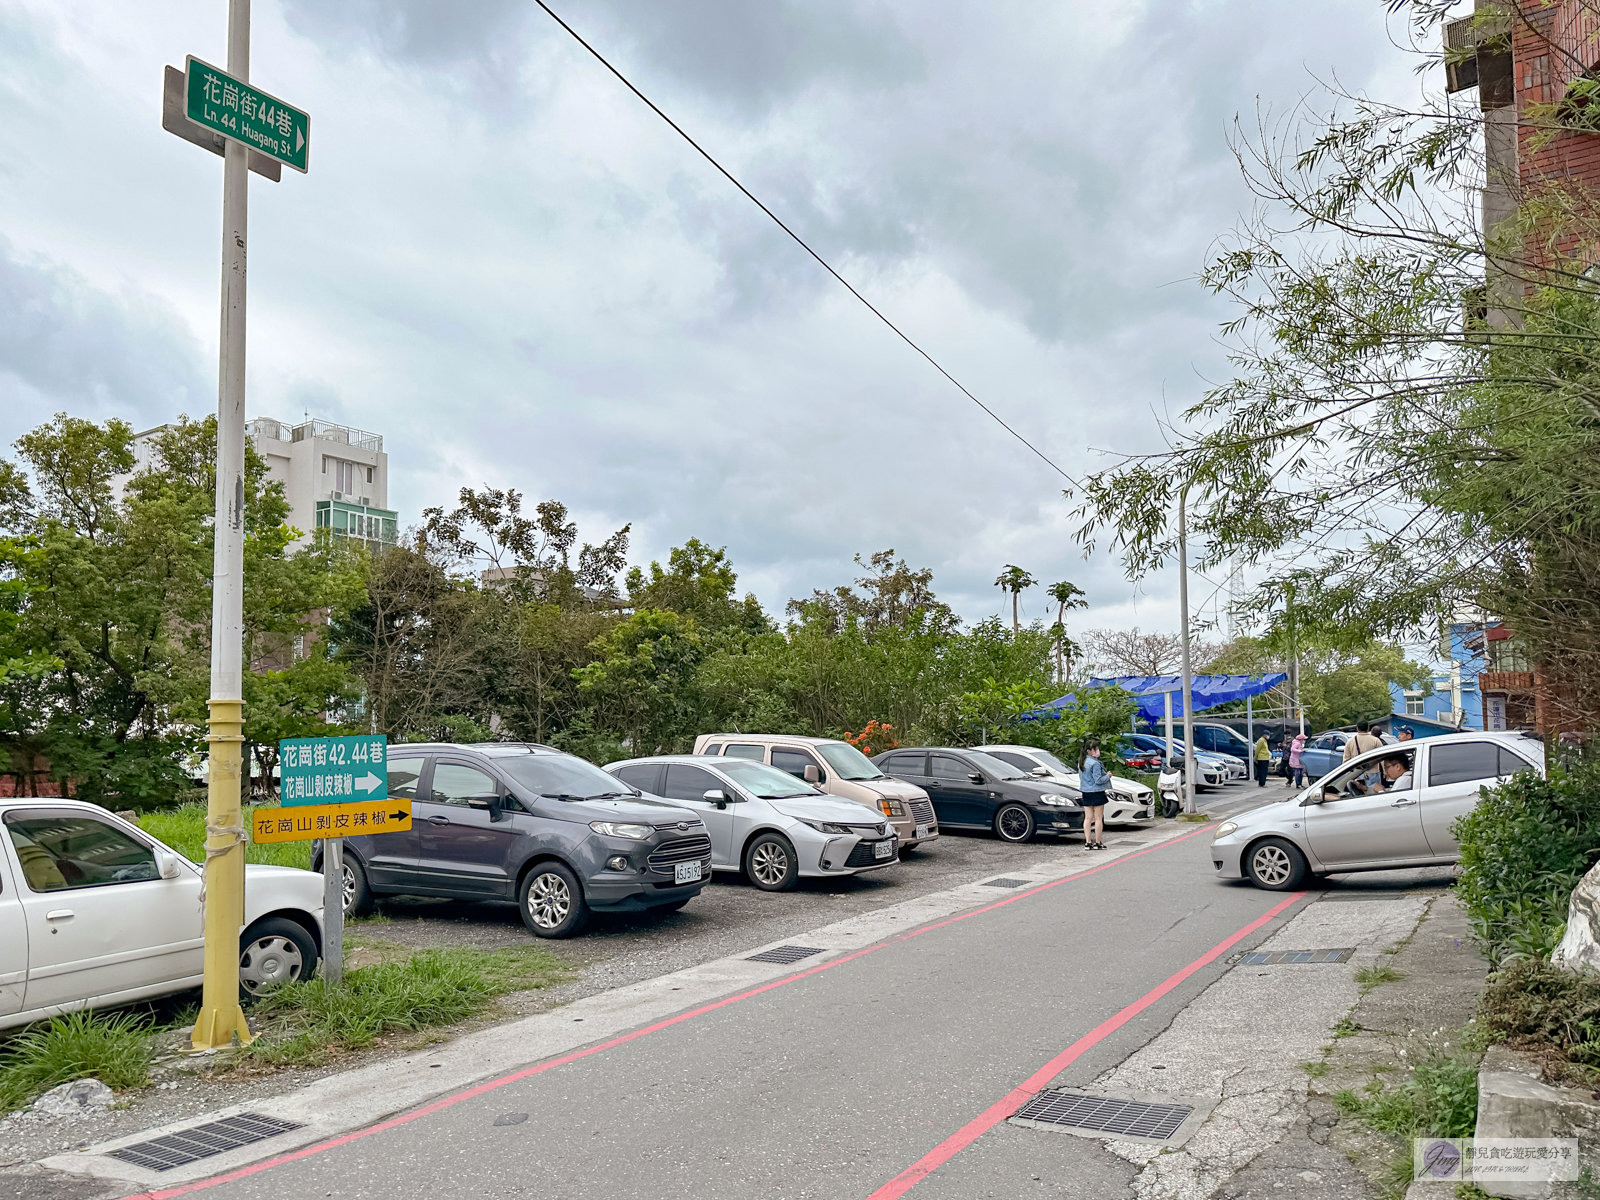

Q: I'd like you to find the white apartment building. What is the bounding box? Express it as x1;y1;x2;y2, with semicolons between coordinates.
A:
246;417;397;550
124;416;398;551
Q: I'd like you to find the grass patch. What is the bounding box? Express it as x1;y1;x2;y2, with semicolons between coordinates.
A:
1299;1061;1330;1078
1176;812;1212;823
1333;1014;1361;1038
1356;965;1407;994
138;803;312;870
1333;1040;1480;1199
1479;957;1600;1069
0;1011;154;1111
243;945;573;1067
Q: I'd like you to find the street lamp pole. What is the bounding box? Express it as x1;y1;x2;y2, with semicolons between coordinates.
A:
190;0;254;1052
1178;485;1197;815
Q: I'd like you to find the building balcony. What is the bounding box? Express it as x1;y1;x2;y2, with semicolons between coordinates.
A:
1480;671;1535;693
315;499;398;548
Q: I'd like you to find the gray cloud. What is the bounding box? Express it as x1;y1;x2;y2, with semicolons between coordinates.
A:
0;236;208;430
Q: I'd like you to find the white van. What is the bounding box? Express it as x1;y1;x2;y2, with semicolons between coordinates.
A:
691;734;939;850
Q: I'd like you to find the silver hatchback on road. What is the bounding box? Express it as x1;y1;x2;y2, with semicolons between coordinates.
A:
1211;730;1544;890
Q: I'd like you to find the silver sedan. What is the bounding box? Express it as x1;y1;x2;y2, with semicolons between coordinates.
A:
1210;731;1543;890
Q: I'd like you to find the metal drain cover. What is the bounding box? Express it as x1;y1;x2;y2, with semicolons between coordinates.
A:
983;877;1032;889
107;1113;304;1172
1320;892;1408;901
1012;1091;1193;1141
746;945;825;964
1236;947;1354;965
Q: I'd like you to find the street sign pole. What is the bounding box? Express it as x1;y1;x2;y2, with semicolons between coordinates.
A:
191;0;255;1052
321;837;343;984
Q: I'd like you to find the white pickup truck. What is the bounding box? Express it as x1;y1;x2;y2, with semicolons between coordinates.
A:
0;799;324;1030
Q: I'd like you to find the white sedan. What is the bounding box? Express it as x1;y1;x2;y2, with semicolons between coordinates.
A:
0;799;325;1030
976;745;1155;825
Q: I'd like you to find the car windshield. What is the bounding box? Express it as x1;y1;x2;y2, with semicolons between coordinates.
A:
816;742;885;781
499;754;639;800
718;759;826;798
1029;749;1072;773
965;751;1027;781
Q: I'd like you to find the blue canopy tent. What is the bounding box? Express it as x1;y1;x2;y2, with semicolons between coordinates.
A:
1028;673;1288;723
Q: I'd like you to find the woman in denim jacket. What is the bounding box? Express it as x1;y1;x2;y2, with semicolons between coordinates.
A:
1078;739;1111;850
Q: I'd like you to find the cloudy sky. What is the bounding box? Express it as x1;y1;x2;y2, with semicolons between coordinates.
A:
0;0;1433;635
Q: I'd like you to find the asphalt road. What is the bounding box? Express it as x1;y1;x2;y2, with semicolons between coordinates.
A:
182;792;1311;1200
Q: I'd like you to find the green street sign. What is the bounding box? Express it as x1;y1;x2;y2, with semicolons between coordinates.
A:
184;55;309;173
279;736;387;807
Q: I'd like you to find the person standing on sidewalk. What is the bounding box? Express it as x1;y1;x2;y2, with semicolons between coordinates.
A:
1288;731;1306;789
1078;739;1110;850
1254;734;1271;787
1342;719;1383;762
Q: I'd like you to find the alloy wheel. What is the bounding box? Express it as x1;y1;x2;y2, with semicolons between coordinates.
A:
341;863;359;913
751;841;789;887
997;805;1031;841
526;872;572;930
239;934;305;996
1251;844;1293;887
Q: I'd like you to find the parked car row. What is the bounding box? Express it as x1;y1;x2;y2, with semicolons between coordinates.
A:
0;731;1167;1029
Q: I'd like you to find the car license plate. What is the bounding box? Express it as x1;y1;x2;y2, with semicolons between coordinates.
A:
675;861;702;884
913;825;928;839
873;840;893;860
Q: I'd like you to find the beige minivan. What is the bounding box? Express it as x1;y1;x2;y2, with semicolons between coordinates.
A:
691;734;939;850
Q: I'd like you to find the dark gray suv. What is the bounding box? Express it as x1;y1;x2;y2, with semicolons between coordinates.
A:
311;743;711;938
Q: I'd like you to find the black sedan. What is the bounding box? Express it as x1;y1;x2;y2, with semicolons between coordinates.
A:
870;747;1084;843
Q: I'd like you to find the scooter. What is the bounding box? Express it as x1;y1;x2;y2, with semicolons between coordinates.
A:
1157;757;1186;819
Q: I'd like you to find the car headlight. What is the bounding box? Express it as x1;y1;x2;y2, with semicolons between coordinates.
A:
878;798;906;818
1214;821;1238;840
801;820;850;835
590;821;652;840
1037;793;1078;807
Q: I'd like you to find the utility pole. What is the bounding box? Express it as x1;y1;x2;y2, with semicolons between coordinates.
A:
1178;486;1197;815
163;0;311;1050
190;0;254;1053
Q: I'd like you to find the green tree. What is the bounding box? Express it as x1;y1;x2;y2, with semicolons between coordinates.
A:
1045;580;1087;680
626;539;769;635
993;565;1037;634
575;609;705;754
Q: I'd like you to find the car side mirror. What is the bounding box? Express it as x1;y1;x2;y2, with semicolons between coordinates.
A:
1031;766;1051;778
154;847;182;880
703;789;731;810
968;772;985;784
802;764;821;784
1301;793;1326;807
466;793;505;820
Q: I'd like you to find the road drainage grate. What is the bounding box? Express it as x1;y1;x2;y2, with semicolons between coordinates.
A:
1320;892;1411;901
1237;947;1354;965
107;1113;304;1172
746;945;825;965
1013;1091;1192;1140
983;878;1032;889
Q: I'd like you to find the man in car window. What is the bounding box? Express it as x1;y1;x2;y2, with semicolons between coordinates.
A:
1376;754;1413;791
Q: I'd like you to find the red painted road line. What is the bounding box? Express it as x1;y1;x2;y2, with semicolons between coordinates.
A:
862;889;1308;1200
128;824;1215;1200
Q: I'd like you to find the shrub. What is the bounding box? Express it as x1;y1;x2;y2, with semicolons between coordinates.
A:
1479;957;1600;1065
1453;760;1600;963
0;1010;153;1110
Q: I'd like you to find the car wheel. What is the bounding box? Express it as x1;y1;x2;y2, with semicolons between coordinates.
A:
994;803;1035;844
744;833;799;891
239;917;319;999
518;862;590;939
1244;837;1309;891
341;854;374;918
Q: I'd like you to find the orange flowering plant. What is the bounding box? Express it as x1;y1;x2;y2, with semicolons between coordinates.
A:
842;720;899;757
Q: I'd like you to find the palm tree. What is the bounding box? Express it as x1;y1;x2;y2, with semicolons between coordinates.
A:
994;565;1037;633
1046;580;1087;680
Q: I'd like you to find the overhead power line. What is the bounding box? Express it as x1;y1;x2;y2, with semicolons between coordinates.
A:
532;0;1077;487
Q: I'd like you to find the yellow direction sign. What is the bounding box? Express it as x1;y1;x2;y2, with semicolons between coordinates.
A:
250;799;411;844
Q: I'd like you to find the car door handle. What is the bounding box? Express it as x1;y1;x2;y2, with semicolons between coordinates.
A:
1390;798;1415;807
45;910;74;921
428;815;450;825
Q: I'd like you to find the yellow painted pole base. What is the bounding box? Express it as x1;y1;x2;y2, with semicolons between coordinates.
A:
190;695;254;1050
